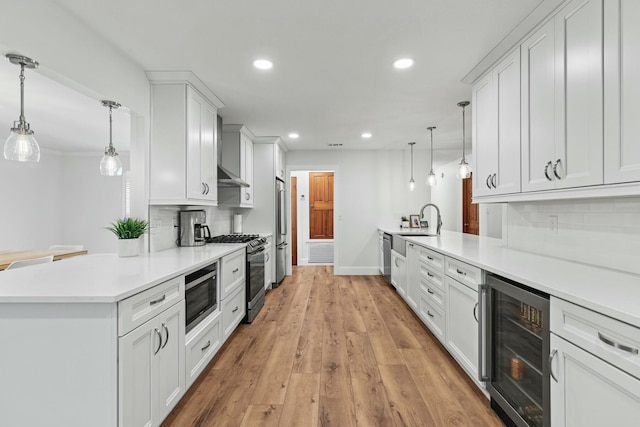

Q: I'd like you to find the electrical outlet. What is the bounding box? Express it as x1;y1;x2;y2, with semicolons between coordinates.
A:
548;215;558;234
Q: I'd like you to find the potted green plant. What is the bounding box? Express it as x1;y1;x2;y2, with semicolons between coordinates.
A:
106;217;149;257
401;216;410;229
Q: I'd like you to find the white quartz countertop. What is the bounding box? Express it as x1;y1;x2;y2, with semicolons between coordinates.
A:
379;227;640;328
0;244;246;304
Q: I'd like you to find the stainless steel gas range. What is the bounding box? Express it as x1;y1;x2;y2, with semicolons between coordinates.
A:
207;234;267;323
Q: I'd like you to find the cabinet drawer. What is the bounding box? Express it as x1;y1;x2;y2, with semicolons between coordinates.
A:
222;285;246;340
551;297;640;380
418;276;444;309
418;293;445;343
419;262;444;292
185;311;222;387
418;246;444;271
221;248;246;300
445;257;482;289
118;275;185;336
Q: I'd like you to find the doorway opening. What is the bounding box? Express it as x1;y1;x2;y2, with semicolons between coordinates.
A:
462;173;479;235
290;170;335;266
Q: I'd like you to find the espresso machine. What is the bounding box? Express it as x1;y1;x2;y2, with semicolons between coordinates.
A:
178;210;211;246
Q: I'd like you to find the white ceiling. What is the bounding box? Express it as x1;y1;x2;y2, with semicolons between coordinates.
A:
7;0;543;161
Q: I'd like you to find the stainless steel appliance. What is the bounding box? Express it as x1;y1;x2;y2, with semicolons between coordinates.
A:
479;273;550;427
275;178;287;287
206;234;267;323
178;210;210;247
383;233;392;284
185;262;217;333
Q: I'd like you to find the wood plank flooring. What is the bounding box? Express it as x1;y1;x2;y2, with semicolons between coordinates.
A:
162;266;503;427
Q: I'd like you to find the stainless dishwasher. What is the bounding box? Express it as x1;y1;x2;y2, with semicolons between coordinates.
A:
383;233;391;284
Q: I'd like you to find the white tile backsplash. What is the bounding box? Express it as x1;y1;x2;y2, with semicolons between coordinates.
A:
505;196;640;274
149;205;233;252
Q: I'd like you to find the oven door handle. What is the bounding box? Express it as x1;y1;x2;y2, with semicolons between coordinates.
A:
478;283;491;382
185;270;217;291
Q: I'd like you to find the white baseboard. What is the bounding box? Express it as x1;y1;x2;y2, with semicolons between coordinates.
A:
333;266;381;275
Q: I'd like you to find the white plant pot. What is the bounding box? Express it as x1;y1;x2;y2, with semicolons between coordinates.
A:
402;221;410;229
117;238;140;257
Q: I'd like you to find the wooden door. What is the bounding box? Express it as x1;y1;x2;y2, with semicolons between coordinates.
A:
463;174;479;235
309;172;334;239
291;177;298;265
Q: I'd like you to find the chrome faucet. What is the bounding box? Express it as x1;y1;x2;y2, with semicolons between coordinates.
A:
419;203;443;235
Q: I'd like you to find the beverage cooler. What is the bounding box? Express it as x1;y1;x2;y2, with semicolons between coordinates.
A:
479;273;550;427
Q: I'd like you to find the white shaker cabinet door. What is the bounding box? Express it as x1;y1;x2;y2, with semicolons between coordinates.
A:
521;19;557;192
472;72;497;198
604;0;640;183
554;0;603;189
550;334;640;427
445;277;479;381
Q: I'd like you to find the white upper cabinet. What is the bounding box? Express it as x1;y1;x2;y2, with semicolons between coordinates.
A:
275;143;286;181
522;0;603;192
218;124;255;208
147;71;224;205
604;0;640;183
473;48;521;198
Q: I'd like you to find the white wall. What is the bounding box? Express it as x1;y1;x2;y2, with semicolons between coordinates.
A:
0;151;63;250
60;153;130;253
504;197;640;275
287;149;431;274
429;158;464;233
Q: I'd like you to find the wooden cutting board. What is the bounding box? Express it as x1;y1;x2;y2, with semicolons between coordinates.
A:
0;250;88;270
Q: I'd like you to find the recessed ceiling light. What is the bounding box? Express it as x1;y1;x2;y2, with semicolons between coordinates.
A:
361;132;372;139
288;132;299;139
253;59;273;70
393;58;414;69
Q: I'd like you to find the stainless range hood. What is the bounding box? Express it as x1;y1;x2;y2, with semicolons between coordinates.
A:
216;114;250;187
217;164;250;187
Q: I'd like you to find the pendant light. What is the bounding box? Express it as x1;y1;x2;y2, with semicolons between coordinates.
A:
4;54;40;162
408;142;416;191
426;126;437;186
456;101;472;179
100;100;123;176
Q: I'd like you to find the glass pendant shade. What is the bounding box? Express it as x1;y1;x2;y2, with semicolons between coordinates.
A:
427;171;437;186
457;101;471;179
409;178;415;191
5;129;39;162
457;160;472;179
100;148;122;176
4;54;40;163
100;100;122;176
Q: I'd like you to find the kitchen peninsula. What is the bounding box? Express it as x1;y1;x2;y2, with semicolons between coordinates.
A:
0;244;245;427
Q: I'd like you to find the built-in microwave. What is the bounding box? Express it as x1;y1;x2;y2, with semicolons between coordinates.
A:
185;262;218;334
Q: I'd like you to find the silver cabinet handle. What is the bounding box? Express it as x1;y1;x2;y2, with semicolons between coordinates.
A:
549;349;558;382
265;253;270;262
598;332;639;355
427;311;434;318
408;243;414;247
473;302;479;323
456;268;467;276
245;192;250;201
553;159;562;180
544;161;554;181
233;268;239;273
427;288;434;295
427;272;434;278
154;328;162;355
161;323;169;349
395;258;400;267
427;256;434;261
150;295;166;306
202;182;207;195
232;306;239;313
486;175;492;189
491;173;497;188
201;340;211;351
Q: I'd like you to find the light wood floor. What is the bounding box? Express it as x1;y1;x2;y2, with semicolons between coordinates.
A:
162;266;504;427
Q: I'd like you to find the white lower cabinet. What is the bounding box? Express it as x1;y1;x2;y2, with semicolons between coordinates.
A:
222;284;246;340
185;311;222;388
417;293;445;342
264;238;272;290
550;334;640;426
445;276;479;381
405;243;419;311
391;249;407;300
119;301;186;427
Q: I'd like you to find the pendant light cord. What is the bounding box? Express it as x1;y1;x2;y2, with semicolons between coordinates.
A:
109;105;113;150
461;104;466;162
410;143;414;180
429;128;434;172
19;65;25;124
